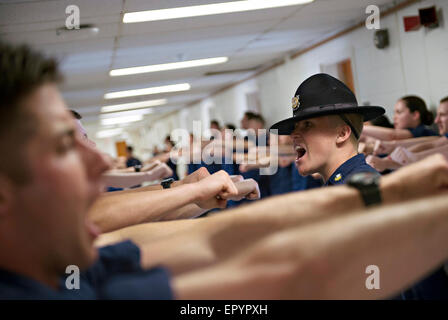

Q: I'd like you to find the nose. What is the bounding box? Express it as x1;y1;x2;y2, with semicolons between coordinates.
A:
78;137;111;180
435;114;441;125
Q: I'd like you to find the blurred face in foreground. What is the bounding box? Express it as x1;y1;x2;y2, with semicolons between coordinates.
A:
6;84;109;279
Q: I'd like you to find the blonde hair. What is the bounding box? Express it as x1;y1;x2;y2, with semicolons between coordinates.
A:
330;113;364;147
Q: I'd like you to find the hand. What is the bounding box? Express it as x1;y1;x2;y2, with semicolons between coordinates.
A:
230;175;244;183
192;170;239;209
373;140;395;156
358;142;366;154
389;146;416;166
381;154;448;203
239;163;249;173
180;167;211;185
141;160;161;172
366;155;392;172
150;163;173;180
227;179;261;201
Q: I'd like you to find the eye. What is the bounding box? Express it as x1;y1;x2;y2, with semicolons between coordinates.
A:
57;135;76;154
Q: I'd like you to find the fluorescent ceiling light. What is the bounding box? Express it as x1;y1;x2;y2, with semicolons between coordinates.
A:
96;128;123;139
123;0;314;23
110;57;228;77
101;99;167;113
100;115;143;126
101;108;154;119
104;83;190;99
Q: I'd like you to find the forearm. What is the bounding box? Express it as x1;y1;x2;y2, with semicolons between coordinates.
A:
138;179;403;274
173;194;448;299
103;183;162;195
362;126;412;141
408;137;447;153
94;219;199;247
101;179;190;195
395;136;439;150
160;203;208;221
88;184;201;232
102;172;157;188
414;145;448;161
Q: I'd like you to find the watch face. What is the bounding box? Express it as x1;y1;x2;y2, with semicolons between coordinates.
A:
349;172;379;185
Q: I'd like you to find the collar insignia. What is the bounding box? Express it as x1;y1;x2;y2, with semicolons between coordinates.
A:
334;173;342;182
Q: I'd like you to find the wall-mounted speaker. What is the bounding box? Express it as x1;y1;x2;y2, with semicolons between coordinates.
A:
374;29;389;49
419;6;439;29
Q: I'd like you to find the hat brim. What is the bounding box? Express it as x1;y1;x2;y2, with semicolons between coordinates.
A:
269;106;385;135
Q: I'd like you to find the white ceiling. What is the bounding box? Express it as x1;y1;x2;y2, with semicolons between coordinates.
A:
0;0;398;127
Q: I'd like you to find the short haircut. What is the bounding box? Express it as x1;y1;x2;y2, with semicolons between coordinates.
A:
400;95;434;126
210;119;220;128
0;42;62;184
251;114;266;126
70;110;82;120
225;123;236;130
165;135;175;147
440;96;448;104
244;111;257;120
332;113;363;148
127;146;134;153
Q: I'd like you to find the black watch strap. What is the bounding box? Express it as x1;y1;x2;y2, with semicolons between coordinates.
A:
347;172;382;207
358;184;382;207
161;178;175;189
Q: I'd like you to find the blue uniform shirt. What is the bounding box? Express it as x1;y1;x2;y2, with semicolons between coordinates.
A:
126;157;142;168
398;265;448;300
408;125;438;138
0;241;173;300
325;154;378;186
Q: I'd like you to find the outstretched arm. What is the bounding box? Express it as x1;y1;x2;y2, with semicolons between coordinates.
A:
373;136;441;155
173;193;448;299
362;125;413;141
102;163;173;188
89;170;239;232
98;155;448;276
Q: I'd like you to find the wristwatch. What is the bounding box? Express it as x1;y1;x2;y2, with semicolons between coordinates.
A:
161;178;175;189
134;165;142;172
346;172;382;207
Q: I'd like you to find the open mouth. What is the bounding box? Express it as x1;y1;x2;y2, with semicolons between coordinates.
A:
295;145;307;160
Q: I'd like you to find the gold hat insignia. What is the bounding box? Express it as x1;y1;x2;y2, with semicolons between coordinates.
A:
292;95;300;110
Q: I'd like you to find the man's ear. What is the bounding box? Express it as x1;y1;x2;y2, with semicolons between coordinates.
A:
0;175;14;218
336;124;352;145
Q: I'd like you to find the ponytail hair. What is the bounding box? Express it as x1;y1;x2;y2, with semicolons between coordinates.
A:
400;95;434;126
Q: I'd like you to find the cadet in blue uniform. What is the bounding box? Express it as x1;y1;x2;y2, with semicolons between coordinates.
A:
362;95;438;141
270;73;385;186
